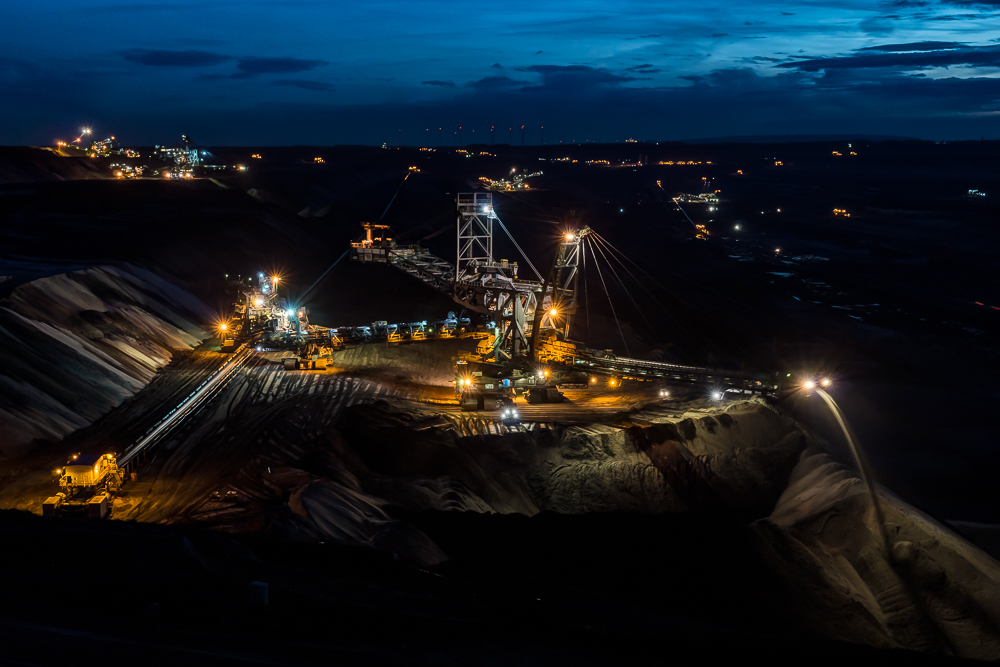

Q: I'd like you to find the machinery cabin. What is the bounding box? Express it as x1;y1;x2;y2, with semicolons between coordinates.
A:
350;223;394;263
58;453;123;497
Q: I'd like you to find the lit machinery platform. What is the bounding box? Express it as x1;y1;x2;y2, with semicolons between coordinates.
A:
349;192;781;410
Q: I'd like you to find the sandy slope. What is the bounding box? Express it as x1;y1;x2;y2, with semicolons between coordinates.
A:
756;443;1000;658
0;265;211;458
175;397;805;565
171;388;1000;658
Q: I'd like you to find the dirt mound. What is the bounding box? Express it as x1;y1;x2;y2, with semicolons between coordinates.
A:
0;265;210;458
755;444;1000;658
265;398;806;540
180;393;1000;656
0;147;107;184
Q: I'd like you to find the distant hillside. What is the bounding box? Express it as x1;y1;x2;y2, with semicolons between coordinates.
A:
676;134;922;144
0;146;108;184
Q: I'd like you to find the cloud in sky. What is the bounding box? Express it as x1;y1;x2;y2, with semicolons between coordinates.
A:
4;0;1000;143
272;79;334;92
517;64;641;90
466;75;523;91
856;41;966;51
781;43;1000;70
122;49;233;67
233;56;329;78
122;50;329;80
939;0;1000;6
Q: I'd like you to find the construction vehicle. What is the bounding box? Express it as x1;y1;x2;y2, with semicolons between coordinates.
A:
350;222;394;262
283;341;332;370
497;396;520;427
455;360;514;411
222;272;293;350
220;324;238;353
56;453;123;498
455;356;569;410
524;386;565;405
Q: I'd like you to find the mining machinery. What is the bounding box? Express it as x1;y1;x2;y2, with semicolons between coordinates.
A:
344;192;781;409
56;452;124;497
223;272;294;351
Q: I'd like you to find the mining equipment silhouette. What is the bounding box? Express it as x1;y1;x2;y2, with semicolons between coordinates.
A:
41;185;781;517
346;191;780;410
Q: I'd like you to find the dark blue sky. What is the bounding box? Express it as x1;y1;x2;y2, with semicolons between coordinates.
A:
3;0;1000;145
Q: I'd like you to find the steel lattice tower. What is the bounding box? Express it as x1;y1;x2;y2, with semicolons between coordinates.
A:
455;193;494;282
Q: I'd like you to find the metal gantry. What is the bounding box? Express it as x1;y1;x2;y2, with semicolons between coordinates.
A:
456;193;494;283
542;226;591;340
351;194;589;363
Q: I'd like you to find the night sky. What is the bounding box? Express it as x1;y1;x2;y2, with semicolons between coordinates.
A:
4;0;1000;145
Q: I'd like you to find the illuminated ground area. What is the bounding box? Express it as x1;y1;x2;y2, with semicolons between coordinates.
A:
13;329;997;657
0;264;998;659
2;143;1000;662
4;367;1000;660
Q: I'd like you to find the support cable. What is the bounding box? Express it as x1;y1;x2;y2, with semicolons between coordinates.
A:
420;224;452;241
593;231;766;369
296;249;348;307
586;236;631;357
594;231;741;360
675;201;698;229
588;234;659;342
582;239;590;336
493;211;544;281
377;171;411;222
589;233;711;360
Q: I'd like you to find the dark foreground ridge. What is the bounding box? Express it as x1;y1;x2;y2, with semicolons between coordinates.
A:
0;507;976;666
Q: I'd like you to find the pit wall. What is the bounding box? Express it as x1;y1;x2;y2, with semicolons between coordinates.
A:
281;397;1000;657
